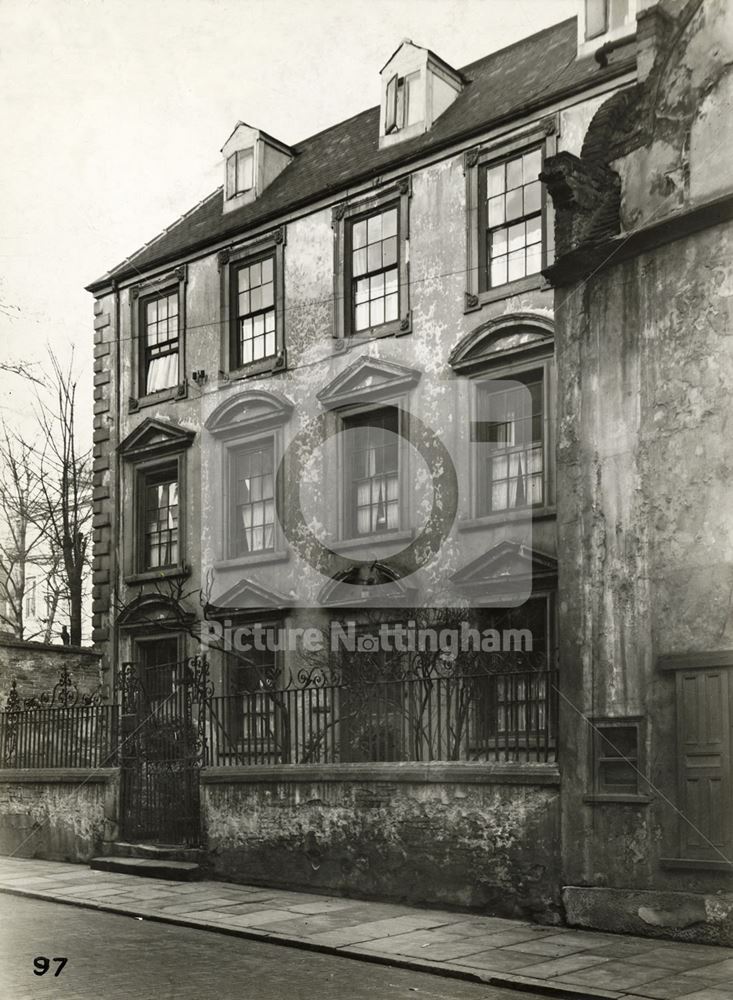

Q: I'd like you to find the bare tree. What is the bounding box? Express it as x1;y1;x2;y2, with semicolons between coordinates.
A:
18;352;94;646
0;426;50;639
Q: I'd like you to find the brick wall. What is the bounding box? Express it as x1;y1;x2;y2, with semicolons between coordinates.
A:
0;638;101;708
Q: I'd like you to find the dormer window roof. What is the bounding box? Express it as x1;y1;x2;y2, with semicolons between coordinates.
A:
379;40;464;149
221;122;294;215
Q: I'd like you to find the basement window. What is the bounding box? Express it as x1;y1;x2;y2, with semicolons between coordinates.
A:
589;717;647;801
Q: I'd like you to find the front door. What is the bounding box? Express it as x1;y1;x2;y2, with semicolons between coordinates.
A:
119;640;202;846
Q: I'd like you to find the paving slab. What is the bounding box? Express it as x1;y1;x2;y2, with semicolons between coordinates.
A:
0;855;731;1000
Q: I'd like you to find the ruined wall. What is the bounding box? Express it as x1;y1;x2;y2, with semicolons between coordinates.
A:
545;0;733;944
202;766;561;920
0;769;118;861
0;639;102;708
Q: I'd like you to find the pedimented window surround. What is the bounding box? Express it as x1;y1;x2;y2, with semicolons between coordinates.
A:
117;418;195;584
205;389;294;568
449;314;556;526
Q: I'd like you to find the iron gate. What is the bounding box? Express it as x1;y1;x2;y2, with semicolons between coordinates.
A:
117;655;211;846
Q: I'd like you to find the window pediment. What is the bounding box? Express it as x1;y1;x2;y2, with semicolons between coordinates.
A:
118;593;195;631
206;578;293;619
317;355;421;409
449;314;554;374
318;563;416;607
118;417;195;461
452;541;557;595
205;389;294;438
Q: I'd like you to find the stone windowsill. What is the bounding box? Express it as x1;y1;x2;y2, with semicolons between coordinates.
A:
465;274;548;312
200;761;560;786
213;550;290;570
457;506;557;531
330;529;415;553
125;565;190;585
130;383;188;412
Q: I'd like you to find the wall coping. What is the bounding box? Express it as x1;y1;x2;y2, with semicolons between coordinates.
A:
0;768;118;784
200;761;560;786
0;638;101;657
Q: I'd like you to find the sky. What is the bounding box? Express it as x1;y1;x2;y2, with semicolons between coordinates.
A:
0;0;577;439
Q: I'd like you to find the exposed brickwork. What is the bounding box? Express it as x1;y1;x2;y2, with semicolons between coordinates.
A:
0;638;101;706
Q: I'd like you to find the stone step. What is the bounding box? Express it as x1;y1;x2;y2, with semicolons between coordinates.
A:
102;841;203;863
90;856;202;881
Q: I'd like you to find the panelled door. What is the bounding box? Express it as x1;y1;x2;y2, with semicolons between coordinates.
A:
676;667;732;862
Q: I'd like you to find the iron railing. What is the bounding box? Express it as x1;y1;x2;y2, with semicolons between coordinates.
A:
0;658;559;771
204;664;558;767
0;671;115;769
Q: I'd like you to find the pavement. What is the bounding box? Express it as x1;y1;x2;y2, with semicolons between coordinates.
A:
0;857;731;1000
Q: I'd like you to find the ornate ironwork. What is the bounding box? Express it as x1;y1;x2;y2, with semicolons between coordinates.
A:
1;666;101;712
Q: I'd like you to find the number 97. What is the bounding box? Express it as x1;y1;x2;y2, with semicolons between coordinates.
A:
33;957;67;976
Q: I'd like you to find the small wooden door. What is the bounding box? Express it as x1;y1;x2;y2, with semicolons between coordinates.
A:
676;668;732;861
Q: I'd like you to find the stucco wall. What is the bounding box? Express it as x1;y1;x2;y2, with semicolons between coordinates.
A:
0;639;102;709
201;764;561;920
0;769;118;862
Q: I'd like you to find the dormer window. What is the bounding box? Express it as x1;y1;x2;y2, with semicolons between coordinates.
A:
221;123;294;215
379;40;463;149
226;148;254;199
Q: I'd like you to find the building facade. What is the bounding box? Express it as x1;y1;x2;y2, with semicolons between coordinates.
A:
86;1;732;941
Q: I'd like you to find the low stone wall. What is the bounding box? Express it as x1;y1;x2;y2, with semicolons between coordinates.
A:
0;639;101;707
563;886;733;948
201;762;561;922
0;769;118;862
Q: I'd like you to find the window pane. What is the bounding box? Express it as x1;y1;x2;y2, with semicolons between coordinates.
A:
353;248;367;277
261;282;274;309
367;242;382;272
384;293;399;322
370;298;384;327
487;164;505;197
236;148;254;192
367;213;382;243
523;149;542;184
506;157;523;191
507;248;525;282
524;180;541;215
238;269;250;292
488;196;505;227
355;278;369;304
405;72;423;126
355;303;370;331
382;209;397;239
384;269;398;296
261;257;273;284
250;285;262;311
370;272;385;300
609;0;629;31
585;0;607;39
382;236;397;267
249;261;261;286
353;219;367;249
508;222;525;253
491;228;508;258
490;255;507;287
506;187;523;221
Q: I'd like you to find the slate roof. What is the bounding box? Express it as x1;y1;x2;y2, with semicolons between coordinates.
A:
87;17;635;292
